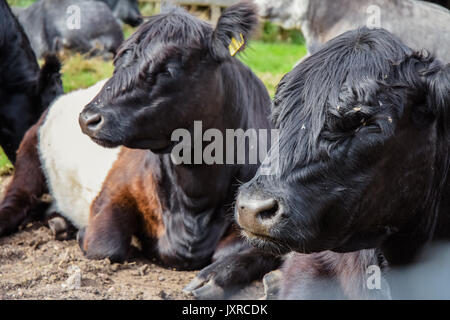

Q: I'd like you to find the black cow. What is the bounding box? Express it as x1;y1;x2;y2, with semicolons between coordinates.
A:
13;0;124;59
0;2;280;299
0;0;62;163
236;28;450;298
97;0;142;27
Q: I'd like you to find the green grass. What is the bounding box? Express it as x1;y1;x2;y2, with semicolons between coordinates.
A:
60;54;115;93
6;0;34;7
0;147;13;176
57;41;305;96
239;41;306;96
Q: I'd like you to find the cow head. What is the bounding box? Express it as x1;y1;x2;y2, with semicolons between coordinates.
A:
101;0;143;27
115;0;142;27
79;2;258;152
236;28;450;255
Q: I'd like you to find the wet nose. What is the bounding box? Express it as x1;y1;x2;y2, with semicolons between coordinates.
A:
135;16;143;25
236;194;282;237
79;111;103;135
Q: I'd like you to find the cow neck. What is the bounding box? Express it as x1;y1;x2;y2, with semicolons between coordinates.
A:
147;60;270;263
156;107;250;217
150;111;242;267
156;59;269;216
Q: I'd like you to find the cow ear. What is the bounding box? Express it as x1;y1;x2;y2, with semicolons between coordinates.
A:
209;1;258;61
37;54;63;112
425;63;450;128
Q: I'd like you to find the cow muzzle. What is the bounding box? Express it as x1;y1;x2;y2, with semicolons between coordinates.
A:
236;193;283;238
79;110;104;137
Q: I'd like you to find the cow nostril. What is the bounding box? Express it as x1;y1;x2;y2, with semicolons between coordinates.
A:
236;196;282;235
85;113;103;130
80;111;104;135
258;201;279;221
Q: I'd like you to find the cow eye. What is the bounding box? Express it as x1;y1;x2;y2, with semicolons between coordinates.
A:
162;61;181;78
340;113;367;132
163;66;175;77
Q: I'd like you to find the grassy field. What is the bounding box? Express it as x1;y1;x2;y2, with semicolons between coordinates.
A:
7;0;34;6
240;41;306;96
58;41;305;94
2;0;306;171
0;147;13;175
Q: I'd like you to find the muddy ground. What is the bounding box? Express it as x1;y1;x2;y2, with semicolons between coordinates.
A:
0;175;264;300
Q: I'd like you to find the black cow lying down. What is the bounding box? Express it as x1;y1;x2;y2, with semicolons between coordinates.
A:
237;27;450;299
0;0;62;163
13;0;124;59
255;0;450;63
0;2;280;299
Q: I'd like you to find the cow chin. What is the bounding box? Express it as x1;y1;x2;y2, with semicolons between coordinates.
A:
242;229;293;256
89;136;121;149
90;134;173;153
124;139;172;153
240;218;340;256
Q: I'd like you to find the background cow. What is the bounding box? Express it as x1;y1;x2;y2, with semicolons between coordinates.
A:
254;0;450;63
0;2;280;299
426;0;450;8
97;0;143;27
236;27;450;298
13;0;124;58
0;0;62;163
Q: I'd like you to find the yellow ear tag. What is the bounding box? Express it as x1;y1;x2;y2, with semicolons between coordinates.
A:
229;34;245;57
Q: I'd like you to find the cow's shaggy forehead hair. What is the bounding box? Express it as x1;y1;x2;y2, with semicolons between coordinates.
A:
104;7;212;99
115;6;211;67
272;27;433;173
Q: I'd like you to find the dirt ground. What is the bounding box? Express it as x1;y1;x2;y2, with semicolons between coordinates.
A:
0;175;264;300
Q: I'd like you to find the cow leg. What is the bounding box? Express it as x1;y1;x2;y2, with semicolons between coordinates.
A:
77;199;139;263
279;252;345;299
66;36;108;58
184;227;281;299
262;269;283;299
46;213;77;240
0;118;49;237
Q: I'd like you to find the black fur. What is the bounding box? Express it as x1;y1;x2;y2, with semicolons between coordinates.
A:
210;1;258;61
0;0;62;163
238;27;450;266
